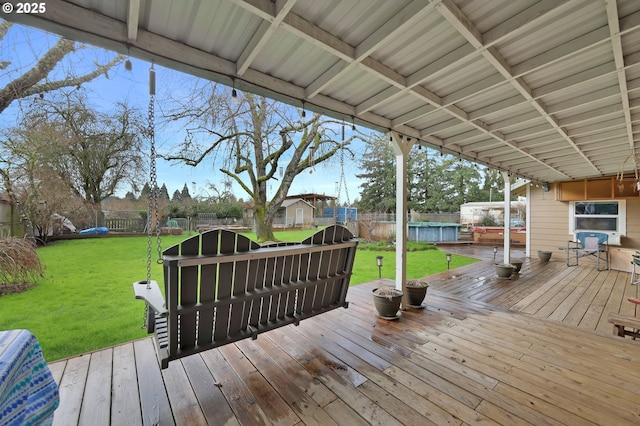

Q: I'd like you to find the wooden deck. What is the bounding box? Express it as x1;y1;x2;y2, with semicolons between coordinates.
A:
48;255;640;425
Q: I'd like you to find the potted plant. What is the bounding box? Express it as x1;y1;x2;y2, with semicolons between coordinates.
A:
495;263;515;278
372;286;403;319
405;280;429;308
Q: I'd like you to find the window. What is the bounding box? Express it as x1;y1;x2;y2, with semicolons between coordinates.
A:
569;201;626;241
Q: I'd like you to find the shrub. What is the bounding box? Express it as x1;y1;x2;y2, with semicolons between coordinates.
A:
0;237;44;295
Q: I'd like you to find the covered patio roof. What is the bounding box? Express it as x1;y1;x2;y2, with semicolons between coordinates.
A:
5;0;640;184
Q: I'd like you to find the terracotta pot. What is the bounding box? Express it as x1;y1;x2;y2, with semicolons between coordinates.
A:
372;287;403;319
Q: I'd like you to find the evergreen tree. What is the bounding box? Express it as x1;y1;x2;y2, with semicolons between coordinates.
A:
140;182;151;199
171;189;182;202
356;136;396;212
159;183;170;201
180;183;192;200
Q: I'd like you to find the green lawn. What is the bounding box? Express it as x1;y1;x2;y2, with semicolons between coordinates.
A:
0;230;476;361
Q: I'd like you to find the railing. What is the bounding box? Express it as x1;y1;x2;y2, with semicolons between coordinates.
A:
357;212;461;223
105;218;145;233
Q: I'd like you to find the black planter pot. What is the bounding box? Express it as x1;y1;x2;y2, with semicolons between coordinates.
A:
372;288;403;319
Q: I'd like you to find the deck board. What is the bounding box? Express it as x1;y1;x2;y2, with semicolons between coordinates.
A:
48;253;640;425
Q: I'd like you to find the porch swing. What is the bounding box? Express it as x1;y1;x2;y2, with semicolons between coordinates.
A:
133;71;359;369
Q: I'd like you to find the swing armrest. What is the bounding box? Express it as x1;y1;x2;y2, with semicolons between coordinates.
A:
133;280;168;317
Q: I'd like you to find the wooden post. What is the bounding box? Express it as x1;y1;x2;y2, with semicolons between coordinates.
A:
390;131;414;309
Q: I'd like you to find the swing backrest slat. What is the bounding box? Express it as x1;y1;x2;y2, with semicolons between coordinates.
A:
140;225;358;369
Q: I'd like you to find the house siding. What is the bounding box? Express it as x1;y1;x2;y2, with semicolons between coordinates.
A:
530;184;640;271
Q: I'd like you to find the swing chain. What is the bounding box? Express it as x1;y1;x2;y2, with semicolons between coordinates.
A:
336;122;350;207
143;64;162;329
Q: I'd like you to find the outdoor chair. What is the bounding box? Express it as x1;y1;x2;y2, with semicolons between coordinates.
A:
632;252;640;285
563;232;609;271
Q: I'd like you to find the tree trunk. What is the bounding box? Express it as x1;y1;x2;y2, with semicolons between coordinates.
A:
254;206;276;242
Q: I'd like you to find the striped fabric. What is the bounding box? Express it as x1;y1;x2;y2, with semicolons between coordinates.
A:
0;330;59;425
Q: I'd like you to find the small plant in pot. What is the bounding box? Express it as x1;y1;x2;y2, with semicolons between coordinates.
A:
405;280;429;308
372;286;403;320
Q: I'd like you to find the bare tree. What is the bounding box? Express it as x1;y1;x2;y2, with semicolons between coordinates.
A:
26;92;146;225
163;83;358;241
0;120;87;241
0;19;122;114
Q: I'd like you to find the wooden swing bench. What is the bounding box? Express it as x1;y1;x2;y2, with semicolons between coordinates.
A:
134;225;358;368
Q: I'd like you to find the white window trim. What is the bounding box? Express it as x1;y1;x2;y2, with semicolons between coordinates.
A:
569;200;625;245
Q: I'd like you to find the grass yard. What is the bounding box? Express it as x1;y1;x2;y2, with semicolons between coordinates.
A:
0;230;476;361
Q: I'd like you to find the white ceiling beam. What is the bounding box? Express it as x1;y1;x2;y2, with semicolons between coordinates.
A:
546;86;620;115
559;104;623;127
406;44;476;88
355;0;435;60
304;61;349;98
420;118;461;136
443;130;485;146
393;105;436;128
304;0;435;98
574;129;627;144
567;117;626;137
605;0;636;169
355;87;401;115
482;0;576;47
533;63;616;98
488;111;543;132
442;74;507;106
468;95;525;121
434;0;575;178
511;26;611;77
621;9;640;32
127;0;140;41
236;0;297;75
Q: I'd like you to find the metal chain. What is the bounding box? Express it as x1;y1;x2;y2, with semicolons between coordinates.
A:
338;123;351;206
143;64;161;328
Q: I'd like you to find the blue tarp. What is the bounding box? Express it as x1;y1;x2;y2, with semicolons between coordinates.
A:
79;227;109;235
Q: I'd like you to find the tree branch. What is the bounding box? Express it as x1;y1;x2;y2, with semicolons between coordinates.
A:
0;36;123;113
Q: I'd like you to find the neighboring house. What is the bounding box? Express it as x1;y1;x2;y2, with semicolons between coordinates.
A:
527;178;640;273
274;198;315;227
286;193;336;212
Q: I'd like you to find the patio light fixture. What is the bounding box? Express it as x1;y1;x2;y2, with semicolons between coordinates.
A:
376;255;383;279
446;253;452;270
231;79;238;104
493;246;498;260
301;101;306;118
124;45;132;71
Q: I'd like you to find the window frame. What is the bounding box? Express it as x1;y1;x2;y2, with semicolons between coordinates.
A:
569;200;626;237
